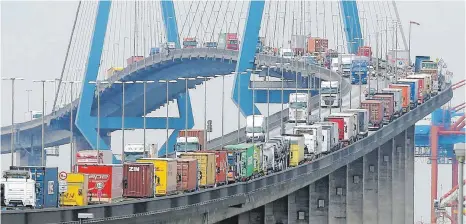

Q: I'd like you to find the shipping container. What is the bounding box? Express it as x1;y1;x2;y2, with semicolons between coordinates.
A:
136;158;177;196
76;164;123;203
179;153;216;188
405;75;426;103
283;134;305;166
408;74;432;100
395;80;418;109
371;94;395;124
106;67;124;79
307;37;328;53
223;144;255;182
415;56;430;73
127;56;144;66
149;47;161;55
199;150;228;185
76;150;113;165
63;173;89;206
344;109;369;138
381;88;403;117
315;121;340;151
325;113;359;146
360;100;384;130
9;166;59;208
175;158;198;192
388;49;409;68
218;33;239;50
357;46;372;59
123;163;154;198
388;84;411;113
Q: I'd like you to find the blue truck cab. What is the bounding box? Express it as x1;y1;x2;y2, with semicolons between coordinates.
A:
414;56;430;73
351;60;368;85
9;166;59;208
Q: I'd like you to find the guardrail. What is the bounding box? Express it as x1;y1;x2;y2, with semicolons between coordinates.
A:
1;84;450;224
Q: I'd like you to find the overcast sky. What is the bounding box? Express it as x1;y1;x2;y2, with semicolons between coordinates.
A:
1;1;465;221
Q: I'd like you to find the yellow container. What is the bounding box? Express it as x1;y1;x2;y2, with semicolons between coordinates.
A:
136;158;177;196
179;152;215;187
106;67;124;79
288;135;305;167
62;173;89;206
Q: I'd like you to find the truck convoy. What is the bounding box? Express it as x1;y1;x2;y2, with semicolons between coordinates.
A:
246;115;266;143
218;33;239;50
3;54;443;211
289;93;311;124
182;37;197;48
351;59;369;85
320;81;341;108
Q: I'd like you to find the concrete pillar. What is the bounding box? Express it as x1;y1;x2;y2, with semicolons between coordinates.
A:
264;202;275;224
392;131;406;223
17;148;43;166
405;125;415;224
238;208;263;224
238;213;249;224
271;197;288;223
363;149;379;223
347;158;363;223
309;176;329;223
329;166;347;224
288;187;309;224
378;140;393;224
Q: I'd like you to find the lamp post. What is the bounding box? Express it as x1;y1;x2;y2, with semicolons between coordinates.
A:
232;71;247;143
262;65;276;140
26;89;32;121
89;81;109;158
196;76;213;151
33;79;55;166
408;21;420;65
114;81;135;162
62;80;80;172
214;74;231;149
276;62;290;134
2;77;25;166
158;79;177;157
177;78;195;152
134;81;155;154
251;68;263;144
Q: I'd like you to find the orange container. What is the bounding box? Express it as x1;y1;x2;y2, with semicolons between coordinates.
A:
307;37;328;53
176;158;198;192
199;150;228;185
389;84;411;113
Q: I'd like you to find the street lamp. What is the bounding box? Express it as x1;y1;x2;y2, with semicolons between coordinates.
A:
408;21;420;65
454;143;465;224
62;80;81;172
134;81;156;155
2;77;25;166
33;79;55;166
251;68;263;144
89;81;109;157
276;62;290;134
214;74;231;149
158;79;177;157
262;65;276;140
114;80;135;162
26;89;32;121
177;77;196;152
196;76;213;150
232;71;248;143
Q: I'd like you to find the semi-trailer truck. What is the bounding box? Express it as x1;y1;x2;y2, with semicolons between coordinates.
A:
320;81;341;108
289;93;311;123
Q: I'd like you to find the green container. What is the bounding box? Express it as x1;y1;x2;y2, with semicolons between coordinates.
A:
224;144;254;180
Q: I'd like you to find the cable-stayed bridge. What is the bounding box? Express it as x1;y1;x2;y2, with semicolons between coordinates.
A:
1;1;455;223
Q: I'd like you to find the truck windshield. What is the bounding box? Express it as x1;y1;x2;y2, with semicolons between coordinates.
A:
183;41;197;47
321;87;339;94
175;142;199;152
283;52;293;57
422;63;436;69
290;102;307;109
342;64;352;69
229;40;238;45
124;152;145;162
246;127;263;133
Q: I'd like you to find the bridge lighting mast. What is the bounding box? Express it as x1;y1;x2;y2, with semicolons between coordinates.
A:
2;77;24;166
33;79;55;166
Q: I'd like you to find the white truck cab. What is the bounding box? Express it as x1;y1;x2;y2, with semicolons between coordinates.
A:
2;170;36;207
292;124;323;158
289;93;311;124
280;48;294;59
246;115;266;143
174;137;201;157
320;81;341;108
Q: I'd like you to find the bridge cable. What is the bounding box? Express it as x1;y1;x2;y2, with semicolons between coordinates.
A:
209;2;226;43
193;2;209;46
53;1;82;113
201;2;217;44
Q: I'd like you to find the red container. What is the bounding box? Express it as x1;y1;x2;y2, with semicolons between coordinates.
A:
76;164;123;203
176;158;198;192
371;94;394;122
327;118;345;141
307;37;329;53
127;56;144;66
123;163;154;198
200;150;228;185
361;100;384;129
357;46;372;58
76;150;113;165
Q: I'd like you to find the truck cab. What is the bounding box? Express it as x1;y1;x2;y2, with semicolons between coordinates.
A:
340;54;355;77
293;125;323;158
351;60;368;85
320;81;341;108
280;48;294;59
289;93;311;123
174;137;201;157
182;37;197;49
123;143;149;162
246;115;266;143
2;170;36;208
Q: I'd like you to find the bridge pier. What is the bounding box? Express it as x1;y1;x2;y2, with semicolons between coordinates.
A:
329;166;347;224
378;140;393;224
309;176;329;223
346;157;363;223
405;125;415;224
287;187;309;223
15;147;43;166
392;131;407;223
363;149;379;223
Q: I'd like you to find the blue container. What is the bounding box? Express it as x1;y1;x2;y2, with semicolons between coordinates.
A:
396;81;418;108
9;166;59;208
149;47;160;56
415;56;430;73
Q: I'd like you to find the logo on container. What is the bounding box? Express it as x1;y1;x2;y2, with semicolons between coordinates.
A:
88;174;109;180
